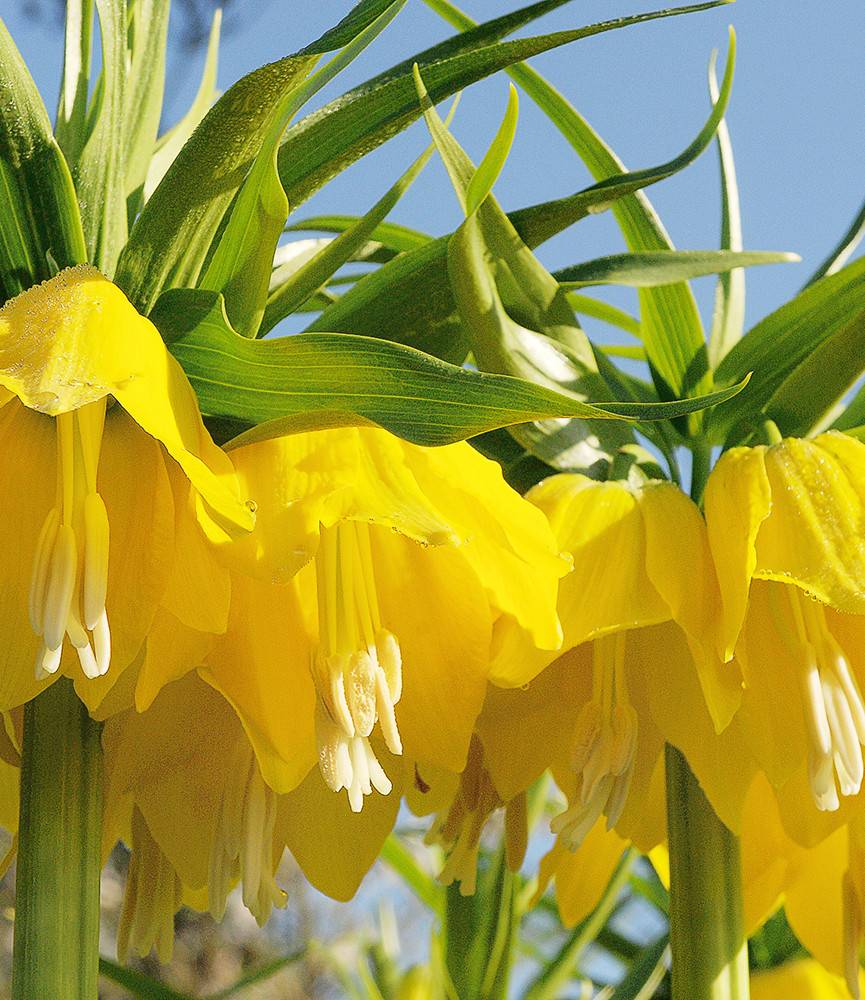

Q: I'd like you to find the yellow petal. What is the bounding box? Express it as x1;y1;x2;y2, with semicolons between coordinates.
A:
0;402;56;709
477;646;592;802
223;428;566;650
371;530;490;774
0;267;253;532
278;756;401;902
785;826;849;978
104;675;245;889
704;445;772;661
644;622;756;833
200;569;317;795
756;435;865;614
134;610;213;713
740;773;797;934
639;481;741;730
491;475;668;687
539;820;628;927
752;960;863;1000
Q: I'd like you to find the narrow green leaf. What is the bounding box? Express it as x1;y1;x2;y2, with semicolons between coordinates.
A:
98;957;194;1000
145;9;222;201
805;195;865;288
381;834;442;914
423;0;734;408
151;289;749;447
309;39;737;359
55;0;94;171
287;215;432;254
555;250;798;288
199;0;406;337
115;0;403;313
566;293;640;336
123;0;170;208
707;51;745;367
262;141;432;334
207;950;307;999
465;84;519;215
0;18;87;302
611;938;670;1000
75;0;127;274
712;257;865;443
277;1;732;213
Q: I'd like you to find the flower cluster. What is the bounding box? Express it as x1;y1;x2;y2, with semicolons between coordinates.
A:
1;270;864;992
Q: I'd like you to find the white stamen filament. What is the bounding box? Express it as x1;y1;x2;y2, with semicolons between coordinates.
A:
208;742;284;926
311;521;403;812
28;400;111;680
775;585;865;812
552;632;638;850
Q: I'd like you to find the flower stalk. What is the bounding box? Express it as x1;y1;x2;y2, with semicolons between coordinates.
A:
665;744;749;1000
12;679;103;1000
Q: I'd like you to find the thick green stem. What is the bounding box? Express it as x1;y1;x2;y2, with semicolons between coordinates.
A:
665;744;749;1000
12;679;103;1000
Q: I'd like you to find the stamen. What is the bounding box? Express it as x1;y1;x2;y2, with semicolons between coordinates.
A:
27;401;112;681
774;586;865;811
310;521;403;811
553;632;638;849
208;743;284;925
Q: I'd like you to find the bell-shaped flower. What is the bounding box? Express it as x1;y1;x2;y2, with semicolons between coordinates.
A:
144;427;567;814
0;267;253;711
104;671;403;961
705;433;865;815
491;472;747;849
751;960;864;1000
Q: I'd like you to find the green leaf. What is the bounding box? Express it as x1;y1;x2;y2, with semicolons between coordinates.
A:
707;51;745;367
712;257;865;444
115;0;402;313
415;64;634;473
152;289;749;447
207;950;307;999
308;41;738;360
0;18;87;302
423;0;734;409
287;215;432;254
465;84;519;215
262;135;433;335
567;293;640;336
75;0;128;274
199;0;406;337
611;937;670;1000
123;0;170;209
277;1;731;213
805;195;865;288
380;833;442;914
144;9;221;201
98;957;194;1000
55;0;95;171
554;250;798;288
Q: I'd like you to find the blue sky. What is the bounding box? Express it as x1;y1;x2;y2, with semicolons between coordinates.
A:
6;0;865;334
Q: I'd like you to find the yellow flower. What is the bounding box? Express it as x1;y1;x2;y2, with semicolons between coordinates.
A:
146;427;568;814
490;473;747;849
0;267;253;711
705;433;865;816
105;672;402;961
751;961;863;1000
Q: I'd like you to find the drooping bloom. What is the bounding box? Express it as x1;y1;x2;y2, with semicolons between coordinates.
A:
0;267;253;710
142;427;568;814
705;433;865;816
490;472;747;849
104;672;402;961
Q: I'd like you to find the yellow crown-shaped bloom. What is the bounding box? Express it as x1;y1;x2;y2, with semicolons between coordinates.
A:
705;434;865;814
0;268;253;712
149;426;570;816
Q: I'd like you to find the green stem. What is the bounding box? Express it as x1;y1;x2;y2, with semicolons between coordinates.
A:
665;745;749;1000
12;679;103;1000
